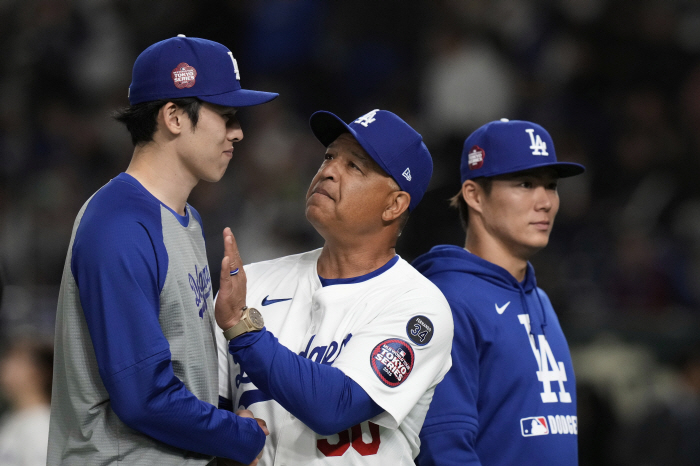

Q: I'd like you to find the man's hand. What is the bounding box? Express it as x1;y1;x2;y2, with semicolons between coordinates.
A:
236;409;270;437
215;227;248;331
218;409;269;466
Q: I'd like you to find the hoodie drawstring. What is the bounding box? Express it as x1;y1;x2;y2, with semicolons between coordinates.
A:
535;289;548;335
517;281;548;336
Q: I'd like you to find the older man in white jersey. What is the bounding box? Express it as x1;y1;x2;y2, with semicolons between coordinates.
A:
214;109;454;465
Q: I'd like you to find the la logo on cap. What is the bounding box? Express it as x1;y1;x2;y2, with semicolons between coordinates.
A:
526;129;548;156
354;109;380;127
468;145;485;170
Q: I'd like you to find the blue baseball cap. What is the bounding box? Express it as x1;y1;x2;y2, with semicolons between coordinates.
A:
309;109;433;211
128;35;278;107
460;119;585;182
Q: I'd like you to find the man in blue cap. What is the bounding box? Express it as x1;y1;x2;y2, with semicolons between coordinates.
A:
48;36;277;465
213;109;454;465
413;119;585;466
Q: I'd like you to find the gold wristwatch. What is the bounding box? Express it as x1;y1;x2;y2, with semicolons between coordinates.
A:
223;307;264;340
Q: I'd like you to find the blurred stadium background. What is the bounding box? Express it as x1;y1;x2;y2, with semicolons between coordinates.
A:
1;0;700;464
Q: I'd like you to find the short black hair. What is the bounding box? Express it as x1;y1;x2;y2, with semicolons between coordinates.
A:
113;97;203;146
450;177;493;231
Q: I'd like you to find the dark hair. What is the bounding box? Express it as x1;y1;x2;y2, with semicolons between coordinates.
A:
113;97;203;146
449;177;493;231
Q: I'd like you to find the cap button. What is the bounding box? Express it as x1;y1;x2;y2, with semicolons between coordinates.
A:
177;34;186;38
500;118;509;122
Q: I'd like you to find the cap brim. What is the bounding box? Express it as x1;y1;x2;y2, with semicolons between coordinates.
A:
546;162;585;178
198;88;278;107
482;161;585;179
309;110;396;179
309;111;354;146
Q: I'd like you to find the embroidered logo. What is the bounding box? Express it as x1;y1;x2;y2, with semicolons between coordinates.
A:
521;415;578;436
300;334;353;366
188;264;211;318
521;417;549;437
227;52;240;80
406;315;434;346
468;145;485;170
518;314;572;403
495;301;511;314
354;109;380;127
402;167;412;181
172;63;197;89
525;128;549;156
261;295;292;306
370;339;414;387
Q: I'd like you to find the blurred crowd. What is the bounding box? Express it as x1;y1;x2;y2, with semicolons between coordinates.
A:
1;0;700;464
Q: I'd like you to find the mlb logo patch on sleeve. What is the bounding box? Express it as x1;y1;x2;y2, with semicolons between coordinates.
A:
370;339;414;387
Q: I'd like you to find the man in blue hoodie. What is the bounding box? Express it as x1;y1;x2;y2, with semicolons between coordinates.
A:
413;119;585;466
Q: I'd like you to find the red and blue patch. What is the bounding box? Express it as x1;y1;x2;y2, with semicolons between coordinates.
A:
370;339;414;387
520;416;549;437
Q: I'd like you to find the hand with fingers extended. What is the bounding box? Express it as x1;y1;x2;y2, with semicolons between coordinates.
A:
215;227;249;332
218;409;269;466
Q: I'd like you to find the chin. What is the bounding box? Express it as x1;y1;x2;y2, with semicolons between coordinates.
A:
305;205;321;223
205;168;228;183
529;238;550;251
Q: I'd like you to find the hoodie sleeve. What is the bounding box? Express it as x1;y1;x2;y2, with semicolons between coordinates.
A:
416;273;483;466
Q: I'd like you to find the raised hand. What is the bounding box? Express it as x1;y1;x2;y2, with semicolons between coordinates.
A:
215;227;248;332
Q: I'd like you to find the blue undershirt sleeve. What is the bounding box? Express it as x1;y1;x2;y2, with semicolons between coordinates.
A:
71;201;264;463
229;329;384;436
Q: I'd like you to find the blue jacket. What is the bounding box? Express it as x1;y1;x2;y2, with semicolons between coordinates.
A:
413;245;578;466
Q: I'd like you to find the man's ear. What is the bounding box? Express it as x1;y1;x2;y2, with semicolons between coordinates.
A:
382;191;410;222
159;102;185;136
462;180;484;214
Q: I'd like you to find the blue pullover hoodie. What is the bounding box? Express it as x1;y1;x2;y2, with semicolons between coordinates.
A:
413;245;578;466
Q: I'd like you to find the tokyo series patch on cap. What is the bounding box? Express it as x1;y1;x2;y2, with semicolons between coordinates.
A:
172;63;197;89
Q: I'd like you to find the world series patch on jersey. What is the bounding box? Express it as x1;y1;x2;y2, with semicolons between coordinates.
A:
216;249;454;466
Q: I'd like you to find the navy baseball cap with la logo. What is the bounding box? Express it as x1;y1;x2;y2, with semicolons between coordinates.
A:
460;119;585;182
128;35;278;107
309;109;433;211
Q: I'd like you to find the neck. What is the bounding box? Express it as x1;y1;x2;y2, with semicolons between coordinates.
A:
465;230;530;282
125;144;197;215
317;238;396;279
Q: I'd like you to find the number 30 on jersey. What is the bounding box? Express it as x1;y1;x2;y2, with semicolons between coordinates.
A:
317;421;380;457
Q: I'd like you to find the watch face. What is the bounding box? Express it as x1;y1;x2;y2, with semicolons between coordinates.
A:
249;308;264;328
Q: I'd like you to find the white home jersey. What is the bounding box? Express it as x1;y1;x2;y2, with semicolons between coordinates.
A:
217;249;453;466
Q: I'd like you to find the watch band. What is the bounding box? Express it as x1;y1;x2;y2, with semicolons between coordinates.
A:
223;306;264;340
